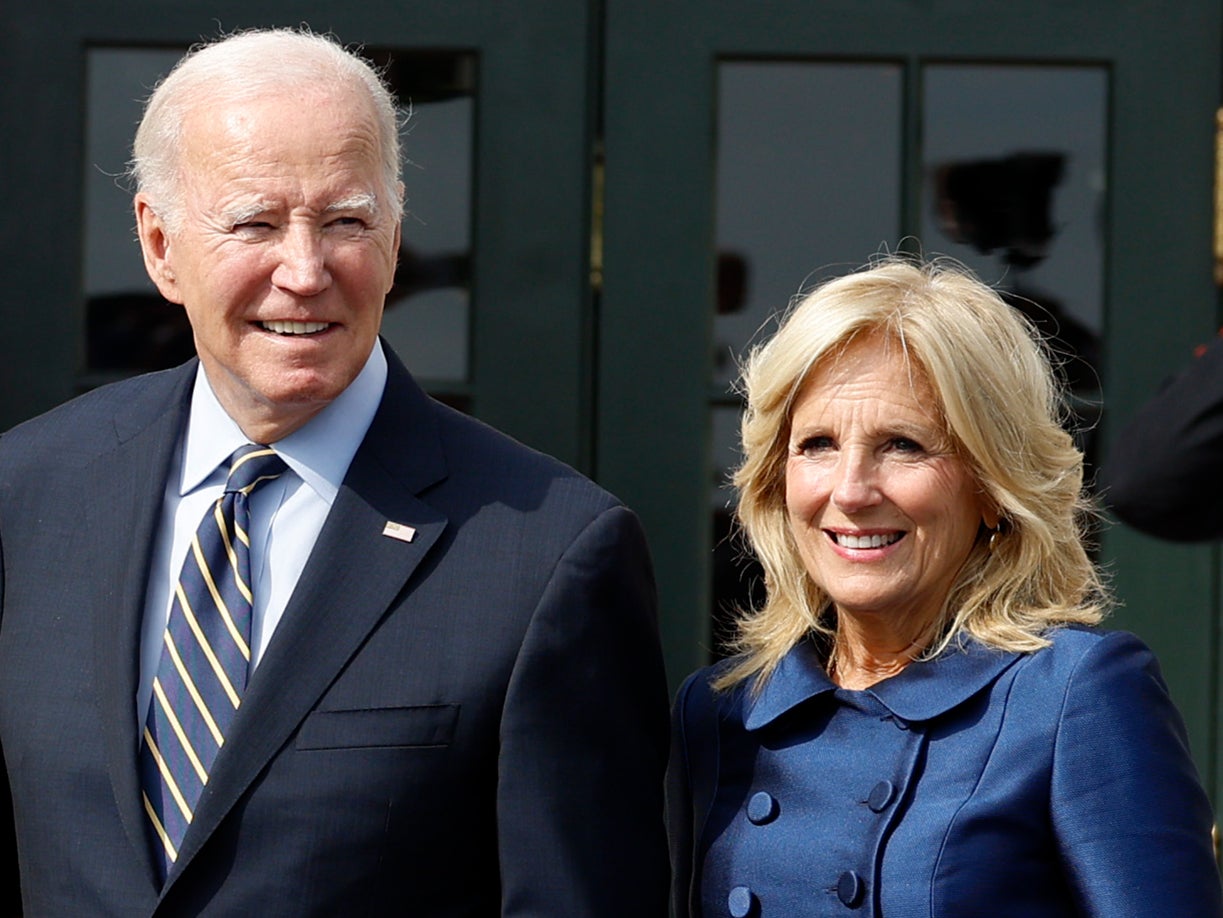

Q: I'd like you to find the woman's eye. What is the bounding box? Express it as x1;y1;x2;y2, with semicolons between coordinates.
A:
889;436;923;453
796;435;834;454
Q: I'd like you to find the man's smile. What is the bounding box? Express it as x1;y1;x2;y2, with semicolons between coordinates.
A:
258;320;332;335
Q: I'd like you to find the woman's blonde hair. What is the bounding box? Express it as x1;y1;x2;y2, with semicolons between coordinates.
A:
718;255;1108;691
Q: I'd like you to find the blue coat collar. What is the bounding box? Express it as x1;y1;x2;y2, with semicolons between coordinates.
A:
744;635;1022;731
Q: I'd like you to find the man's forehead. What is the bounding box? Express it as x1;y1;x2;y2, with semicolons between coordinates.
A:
176;94;384;197
179;83;382;160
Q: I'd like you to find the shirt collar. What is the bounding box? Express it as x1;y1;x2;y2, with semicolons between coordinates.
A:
743;633;1022;731
180;342;388;501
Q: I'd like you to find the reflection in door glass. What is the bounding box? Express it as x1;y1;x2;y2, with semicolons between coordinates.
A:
710;61;903;656
83;47;475;391
713;61;903;389
921;63;1108;415
375;50;475;387
84;48;190;378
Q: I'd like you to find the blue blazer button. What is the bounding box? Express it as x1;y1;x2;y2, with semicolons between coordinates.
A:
746;791;779;824
837;870;864;908
867;780;896;812
728;885;757;917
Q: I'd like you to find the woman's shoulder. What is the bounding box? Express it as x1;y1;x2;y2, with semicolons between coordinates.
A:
1028;624;1154;666
1013;624;1166;703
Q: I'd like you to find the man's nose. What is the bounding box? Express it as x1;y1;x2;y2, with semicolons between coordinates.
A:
272;225;331;295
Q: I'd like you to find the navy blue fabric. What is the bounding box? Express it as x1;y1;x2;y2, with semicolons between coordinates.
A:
669;627;1223;917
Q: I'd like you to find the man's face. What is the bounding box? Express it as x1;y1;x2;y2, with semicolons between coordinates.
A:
136;83;401;442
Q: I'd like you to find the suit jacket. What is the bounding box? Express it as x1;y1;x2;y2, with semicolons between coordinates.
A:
1102;334;1223;541
668;627;1222;917
0;347;670;916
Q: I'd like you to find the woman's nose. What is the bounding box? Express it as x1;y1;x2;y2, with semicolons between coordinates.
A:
830;450;881;512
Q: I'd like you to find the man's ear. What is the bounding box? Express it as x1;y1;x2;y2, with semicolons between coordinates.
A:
387;219;402;295
134;194;184;304
385;182;405;295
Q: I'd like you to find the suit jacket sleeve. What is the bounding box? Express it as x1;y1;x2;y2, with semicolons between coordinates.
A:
1051;631;1223;916
1101;336;1223;540
0;515;20;918
496;504;670;917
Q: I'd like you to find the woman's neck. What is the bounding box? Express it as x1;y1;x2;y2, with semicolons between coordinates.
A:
828;609;939;690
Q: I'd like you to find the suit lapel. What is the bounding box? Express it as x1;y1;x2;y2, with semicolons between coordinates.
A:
168;353;451;882
88;363;196;889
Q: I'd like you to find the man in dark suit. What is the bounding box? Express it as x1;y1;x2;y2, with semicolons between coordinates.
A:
1101;333;1223;542
0;28;669;916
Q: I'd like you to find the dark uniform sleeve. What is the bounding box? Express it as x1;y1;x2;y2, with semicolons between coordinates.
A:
1101;335;1223;540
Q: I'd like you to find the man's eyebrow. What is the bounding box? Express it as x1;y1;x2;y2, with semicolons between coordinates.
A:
217;194;379;225
326;193;379;215
219;200;274;225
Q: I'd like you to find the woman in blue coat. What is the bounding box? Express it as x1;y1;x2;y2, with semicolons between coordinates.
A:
669;257;1222;917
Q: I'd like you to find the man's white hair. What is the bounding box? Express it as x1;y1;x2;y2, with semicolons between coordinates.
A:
129;27;404;233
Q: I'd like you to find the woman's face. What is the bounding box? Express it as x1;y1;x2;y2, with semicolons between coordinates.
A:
784;333;988;631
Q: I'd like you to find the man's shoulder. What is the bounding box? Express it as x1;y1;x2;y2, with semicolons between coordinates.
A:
372;344;616;509
0;362;193;464
424;396;620;509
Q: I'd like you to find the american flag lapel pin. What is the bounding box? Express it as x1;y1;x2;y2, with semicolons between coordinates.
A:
382;521;417;543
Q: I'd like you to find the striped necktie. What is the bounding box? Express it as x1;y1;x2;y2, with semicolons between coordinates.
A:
139;444;287;879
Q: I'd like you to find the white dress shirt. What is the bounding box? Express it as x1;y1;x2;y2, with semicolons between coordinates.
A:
136;344;388;725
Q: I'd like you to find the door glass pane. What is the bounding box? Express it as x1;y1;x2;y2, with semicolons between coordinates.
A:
84;48;190;378
376;51;475;386
710;61;903;656
712;61;904;388
83;46;475;390
921;63;1108;417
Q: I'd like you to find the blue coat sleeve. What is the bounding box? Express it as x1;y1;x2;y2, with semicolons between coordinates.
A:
667;665;738;918
1050;630;1223;916
667;677;695;918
